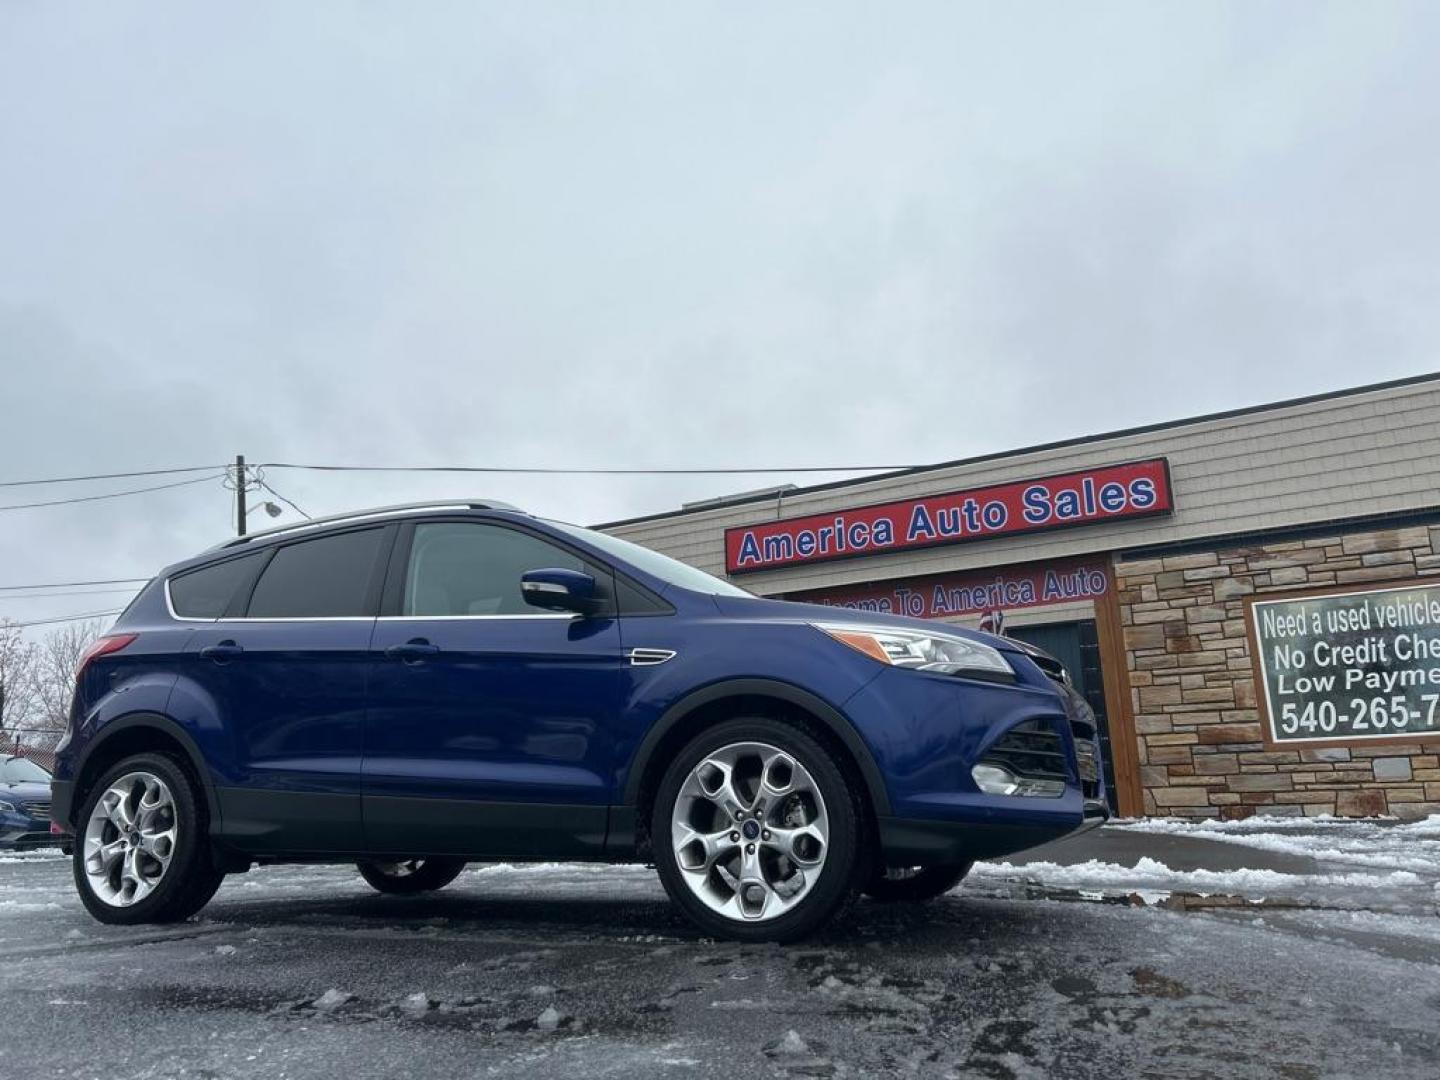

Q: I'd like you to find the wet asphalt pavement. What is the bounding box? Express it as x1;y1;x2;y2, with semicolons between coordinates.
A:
2;838;1439;1080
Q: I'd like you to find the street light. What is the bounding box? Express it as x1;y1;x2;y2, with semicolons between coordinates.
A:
247;500;283;522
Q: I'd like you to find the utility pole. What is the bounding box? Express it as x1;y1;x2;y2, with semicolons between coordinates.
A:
235;454;248;536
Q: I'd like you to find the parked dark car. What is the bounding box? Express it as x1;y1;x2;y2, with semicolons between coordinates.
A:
51;501;1105;940
1;755;54;849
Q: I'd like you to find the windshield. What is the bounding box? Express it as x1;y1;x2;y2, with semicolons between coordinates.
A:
545;520;753;598
1;756;50;784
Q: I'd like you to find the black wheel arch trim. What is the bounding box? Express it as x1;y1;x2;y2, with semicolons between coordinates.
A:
622;678;893;816
68;712;221;829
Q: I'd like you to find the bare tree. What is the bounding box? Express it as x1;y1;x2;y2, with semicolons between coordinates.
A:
0;618;105;750
26;619;105;748
0;618;40;742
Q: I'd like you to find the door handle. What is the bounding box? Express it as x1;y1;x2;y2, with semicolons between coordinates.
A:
386;639;440;662
200;640;243;663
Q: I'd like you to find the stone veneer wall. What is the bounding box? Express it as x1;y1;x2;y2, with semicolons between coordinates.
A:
1114;524;1440;820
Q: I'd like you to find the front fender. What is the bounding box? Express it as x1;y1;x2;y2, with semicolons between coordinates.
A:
620;676;893;817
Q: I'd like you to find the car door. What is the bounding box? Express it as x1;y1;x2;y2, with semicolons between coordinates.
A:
181;525;393;854
363;518;623;858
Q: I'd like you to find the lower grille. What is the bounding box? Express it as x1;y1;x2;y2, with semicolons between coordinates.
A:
1073;733;1100;799
1075;742;1098;782
980;719;1068;787
22;802;50;821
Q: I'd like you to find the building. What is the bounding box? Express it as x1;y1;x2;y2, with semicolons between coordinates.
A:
603;375;1440;820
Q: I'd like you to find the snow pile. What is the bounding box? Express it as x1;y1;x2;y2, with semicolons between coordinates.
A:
1113;816;1440;876
1113;814;1365;833
1394;814;1440;839
312;989;353;1012
0;849;65;864
973;856;1422;898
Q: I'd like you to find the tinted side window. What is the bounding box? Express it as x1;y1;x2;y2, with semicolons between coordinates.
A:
169;553;264;619
616;577;672;615
404;523;587;616
247;528;386;618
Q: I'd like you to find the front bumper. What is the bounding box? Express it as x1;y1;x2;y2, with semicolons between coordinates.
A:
844;659;1110;866
0;814;56;849
878;798;1108;864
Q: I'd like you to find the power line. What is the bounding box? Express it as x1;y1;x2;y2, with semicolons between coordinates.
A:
0;587;141;601
0;465;225;489
0;460;915;493
0;577;150;591
256;477;311;520
258;461;915;476
0;473;224;512
4;609;123;629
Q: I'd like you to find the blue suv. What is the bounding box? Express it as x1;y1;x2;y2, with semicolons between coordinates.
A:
51;501;1106;941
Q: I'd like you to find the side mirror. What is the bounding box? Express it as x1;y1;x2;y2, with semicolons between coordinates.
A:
520;568;603;616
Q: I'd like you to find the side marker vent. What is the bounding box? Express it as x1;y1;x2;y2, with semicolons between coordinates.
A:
627;648;676;666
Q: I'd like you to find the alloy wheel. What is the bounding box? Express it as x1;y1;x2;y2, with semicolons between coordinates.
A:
669;740;829;923
81;771;178;907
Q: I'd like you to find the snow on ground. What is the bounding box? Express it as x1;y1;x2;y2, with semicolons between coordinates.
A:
0;848;67;864
1110;813;1405;831
4;842;1440;1079
1110;814;1440;876
970;856;1423;901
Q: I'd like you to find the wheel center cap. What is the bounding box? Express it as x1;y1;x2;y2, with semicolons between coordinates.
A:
741;819;761;840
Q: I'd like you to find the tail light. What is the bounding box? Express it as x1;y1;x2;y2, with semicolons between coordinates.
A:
75;633;137;678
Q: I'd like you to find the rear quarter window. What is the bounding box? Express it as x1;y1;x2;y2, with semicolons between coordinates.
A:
167;553;265;619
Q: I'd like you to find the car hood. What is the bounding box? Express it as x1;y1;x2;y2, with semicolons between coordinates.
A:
712;593;1025;654
0;782;51;802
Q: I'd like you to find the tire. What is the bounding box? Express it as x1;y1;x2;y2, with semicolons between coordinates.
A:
72;752;225;925
863;862;972;903
652;718;864;943
356;858;467;895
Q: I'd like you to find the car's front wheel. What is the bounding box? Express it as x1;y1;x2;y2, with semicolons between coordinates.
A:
652;718;863;942
356;858;467;895
863;862;972;903
72;752;225;924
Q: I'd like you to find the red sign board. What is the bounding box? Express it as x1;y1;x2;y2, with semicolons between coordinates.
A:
789;557;1112;621
725;458;1172;574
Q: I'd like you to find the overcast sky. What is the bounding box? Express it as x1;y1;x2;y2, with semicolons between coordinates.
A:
3;2;1439;629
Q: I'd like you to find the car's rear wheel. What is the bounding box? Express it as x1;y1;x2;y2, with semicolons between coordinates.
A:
72;753;225;924
863;862;972;903
357;858;467;895
652;718;863;942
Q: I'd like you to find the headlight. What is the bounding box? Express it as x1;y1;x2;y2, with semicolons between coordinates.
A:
0;800;14;813
815;623;1015;681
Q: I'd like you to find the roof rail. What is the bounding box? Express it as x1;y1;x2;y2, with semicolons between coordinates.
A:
211;500;524;551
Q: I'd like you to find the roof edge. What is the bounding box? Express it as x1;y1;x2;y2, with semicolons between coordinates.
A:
597;371;1440;530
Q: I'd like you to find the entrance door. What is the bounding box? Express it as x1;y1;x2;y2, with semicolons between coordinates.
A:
363;520;623;859
1004;620;1117;806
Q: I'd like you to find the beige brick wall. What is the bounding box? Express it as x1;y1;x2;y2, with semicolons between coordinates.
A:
1116;524;1440;820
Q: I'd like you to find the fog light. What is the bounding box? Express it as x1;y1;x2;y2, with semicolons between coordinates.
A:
972;763;1018;794
971;763;1065;798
